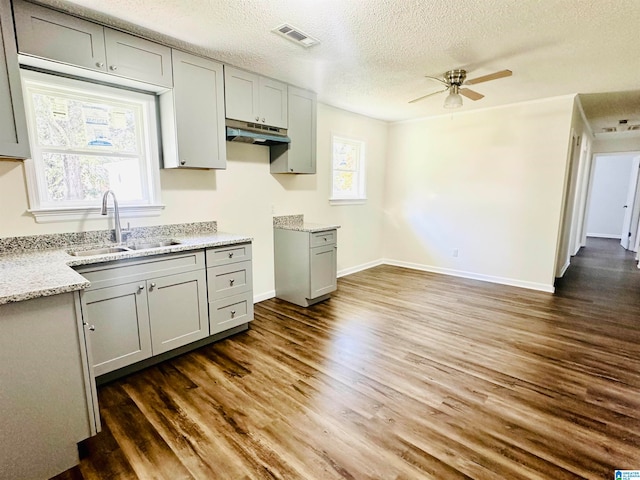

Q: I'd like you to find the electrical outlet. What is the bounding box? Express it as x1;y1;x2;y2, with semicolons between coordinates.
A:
452;248;459;258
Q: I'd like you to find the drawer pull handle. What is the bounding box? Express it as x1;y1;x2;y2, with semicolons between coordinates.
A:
228;252;234;258
324;237;327;241
230;310;236;318
229;279;235;286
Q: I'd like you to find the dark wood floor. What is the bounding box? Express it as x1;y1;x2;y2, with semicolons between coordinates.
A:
54;238;640;480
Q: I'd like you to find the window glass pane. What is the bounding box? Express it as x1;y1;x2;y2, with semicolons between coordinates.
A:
333;141;358;171
42;153;143;203
333;171;356;197
31;92;139;153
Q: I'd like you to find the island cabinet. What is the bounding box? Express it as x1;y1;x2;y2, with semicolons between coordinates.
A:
224;66;288;128
270;86;317;173
206;242;254;334
0;0;30;158
13;0;173;87
0;293;94;480
76;250;208;376
274;228;338;307
160;50;226;169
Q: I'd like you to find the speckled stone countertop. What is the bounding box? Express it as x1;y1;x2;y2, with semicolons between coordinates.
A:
0;222;252;306
273;214;341;233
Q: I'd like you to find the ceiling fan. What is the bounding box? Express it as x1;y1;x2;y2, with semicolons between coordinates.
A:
409;69;512;108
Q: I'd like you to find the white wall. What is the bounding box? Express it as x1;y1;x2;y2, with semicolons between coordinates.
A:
0;103;388;300
382;96;575;292
586;154;635;238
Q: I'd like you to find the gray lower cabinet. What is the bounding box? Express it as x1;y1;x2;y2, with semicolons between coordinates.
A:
274;229;338;307
77;250;208;376
270;86;317;174
14;0;173;87
160;50;226;169
206;243;254;334
0;0;30;158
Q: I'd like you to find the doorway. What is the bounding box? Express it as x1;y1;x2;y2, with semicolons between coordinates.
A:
585;152;640;253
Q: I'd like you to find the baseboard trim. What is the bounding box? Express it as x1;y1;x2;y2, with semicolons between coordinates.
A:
586;233;622;239
254;290;275;303
381;258;555;293
557;260;571;278
338;259;385;278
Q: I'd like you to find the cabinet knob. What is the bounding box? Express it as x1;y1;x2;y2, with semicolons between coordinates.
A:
150;282;156;289
96;61;105;68
84;322;96;331
261;118;265;123
228;252;234;258
109;65;118;71
229;279;235;286
255;116;260;121
138;285;145;291
180;160;186;165
230;310;236;317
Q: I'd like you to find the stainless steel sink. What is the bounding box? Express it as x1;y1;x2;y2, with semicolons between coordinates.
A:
68;246;131;256
127;240;181;250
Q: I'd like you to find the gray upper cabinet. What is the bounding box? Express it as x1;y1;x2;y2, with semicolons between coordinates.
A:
13;0;172;87
270;86;317;174
160;50;226;169
0;0;30;159
103;29;172;87
224;66;287;128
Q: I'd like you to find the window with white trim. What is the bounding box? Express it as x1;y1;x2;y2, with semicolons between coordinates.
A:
330;135;366;203
21;70;162;222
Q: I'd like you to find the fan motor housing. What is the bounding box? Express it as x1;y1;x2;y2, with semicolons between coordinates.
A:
445;69;467;86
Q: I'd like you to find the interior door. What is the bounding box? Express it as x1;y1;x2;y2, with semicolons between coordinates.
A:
620;156;640;250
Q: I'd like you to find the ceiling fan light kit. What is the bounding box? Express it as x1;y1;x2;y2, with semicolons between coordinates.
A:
444;85;463;109
410;69;512;109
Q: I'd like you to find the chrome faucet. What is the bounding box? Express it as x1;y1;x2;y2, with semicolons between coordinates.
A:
101;190;123;243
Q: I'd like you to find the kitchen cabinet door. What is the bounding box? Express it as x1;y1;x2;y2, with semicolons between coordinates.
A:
161;50;226;168
81;282;152;376
0;0;30;158
259;76;288;128
310;244;338;298
14;0;107;72
147;270;209;355
270;86;316;173
224;66;259;123
104;28;172;87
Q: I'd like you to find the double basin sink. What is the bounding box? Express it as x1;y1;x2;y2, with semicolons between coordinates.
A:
68;240;181;257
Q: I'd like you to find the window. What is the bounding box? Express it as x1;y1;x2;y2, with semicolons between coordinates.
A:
21;70;162;222
330;135;366;204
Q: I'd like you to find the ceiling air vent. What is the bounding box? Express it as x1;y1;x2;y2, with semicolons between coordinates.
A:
272;24;320;48
602;127;617;133
628;125;640;131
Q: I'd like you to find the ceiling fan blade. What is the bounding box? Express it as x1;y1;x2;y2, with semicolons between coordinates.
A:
459;88;484;101
408;88;448;104
465;69;512;85
424;75;449;86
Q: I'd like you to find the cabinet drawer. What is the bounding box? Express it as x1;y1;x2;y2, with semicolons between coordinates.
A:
206;242;252;267
207;261;252;300
210;292;254;334
77;250;205;290
310;230;336;247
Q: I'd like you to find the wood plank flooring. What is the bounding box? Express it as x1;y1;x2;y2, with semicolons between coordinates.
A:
54;238;640;479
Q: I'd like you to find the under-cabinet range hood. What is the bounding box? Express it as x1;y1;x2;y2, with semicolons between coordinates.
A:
226;119;291;146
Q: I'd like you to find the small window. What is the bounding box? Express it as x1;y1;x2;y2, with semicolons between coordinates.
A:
330;135;366;204
21;70;162;222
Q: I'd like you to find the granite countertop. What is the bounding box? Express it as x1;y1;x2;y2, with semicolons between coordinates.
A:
0;223;251;306
273;214;341;233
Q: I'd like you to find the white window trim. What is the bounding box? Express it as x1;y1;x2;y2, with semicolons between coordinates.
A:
329;134;366;203
21;69;164;223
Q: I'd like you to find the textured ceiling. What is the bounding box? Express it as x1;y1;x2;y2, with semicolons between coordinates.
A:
32;0;640;126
